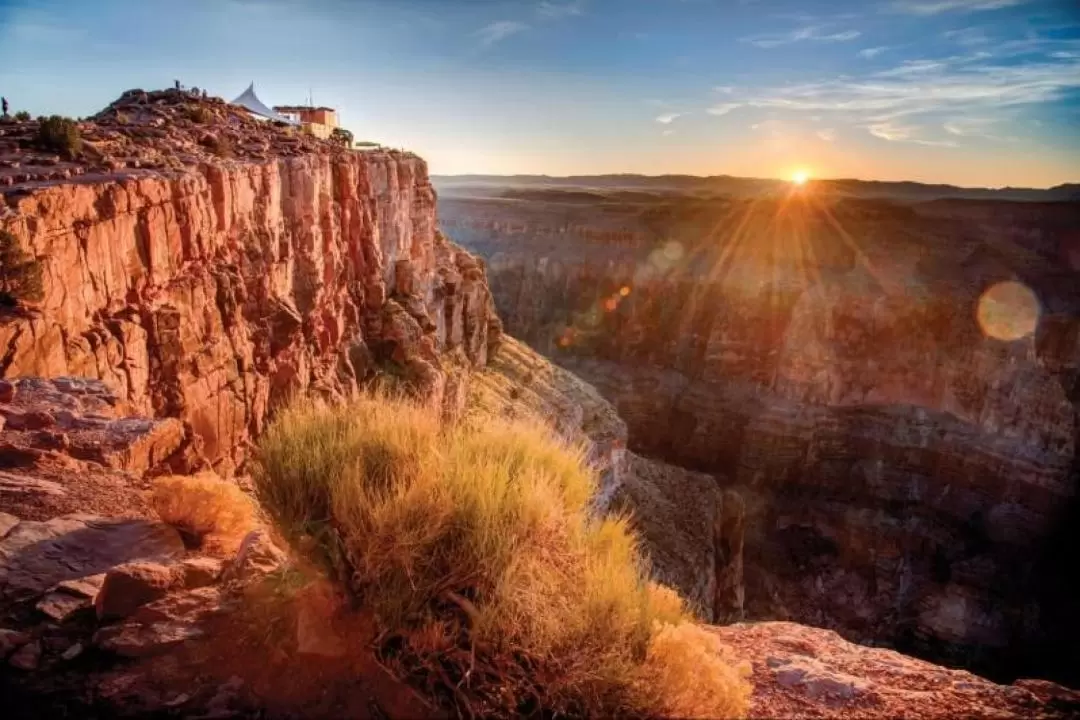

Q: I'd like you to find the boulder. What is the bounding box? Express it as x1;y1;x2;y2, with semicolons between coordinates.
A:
179;557;223;589
94;586;223;658
0;627;30;659
8;639;41;670
53;573;106;598
37;590;91;622
223;530;286;583
95;561;179;621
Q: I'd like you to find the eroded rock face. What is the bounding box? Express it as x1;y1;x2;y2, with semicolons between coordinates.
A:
1;128;499;476
441;186;1080;684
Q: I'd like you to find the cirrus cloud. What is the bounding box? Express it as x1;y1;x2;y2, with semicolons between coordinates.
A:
475;20;527;47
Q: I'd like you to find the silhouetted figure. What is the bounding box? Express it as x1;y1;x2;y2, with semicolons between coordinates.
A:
1;97;8;117
174;79;181;90
202;89;208;100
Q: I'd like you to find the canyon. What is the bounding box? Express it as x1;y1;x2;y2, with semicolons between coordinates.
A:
438;177;1080;687
0;89;1077;717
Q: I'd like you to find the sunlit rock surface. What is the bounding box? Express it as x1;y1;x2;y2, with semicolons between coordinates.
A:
0;91;501;477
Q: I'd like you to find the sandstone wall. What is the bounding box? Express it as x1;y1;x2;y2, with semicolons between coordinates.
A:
0;152;500;475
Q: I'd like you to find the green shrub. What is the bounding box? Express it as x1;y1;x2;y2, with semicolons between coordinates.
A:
35;115;82;158
13;111;30;122
254;392;751;717
0;230;44;306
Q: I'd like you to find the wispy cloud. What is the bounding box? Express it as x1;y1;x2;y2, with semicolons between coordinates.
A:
943;26;990;45
742;25;861;49
859;46;889;58
536;1;583;20
888;0;1029;16
869;120;958;145
876;59;946;76
655;112;683;124
706;103;741;116
942;116;1019;140
662;129;676;137
716;48;1080;146
475;20;527;47
817;128;837;142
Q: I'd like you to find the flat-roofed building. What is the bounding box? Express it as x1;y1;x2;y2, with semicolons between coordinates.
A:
273;105;339;140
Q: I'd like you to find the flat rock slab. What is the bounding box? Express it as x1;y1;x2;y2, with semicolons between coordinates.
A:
0;514;184;605
0;471;66;498
94;620;206;658
36;590;92;622
710;621;1078;719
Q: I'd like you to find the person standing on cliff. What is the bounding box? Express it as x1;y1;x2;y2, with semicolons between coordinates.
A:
1;97;8;118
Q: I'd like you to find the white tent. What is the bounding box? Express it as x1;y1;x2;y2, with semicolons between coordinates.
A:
231;83;298;125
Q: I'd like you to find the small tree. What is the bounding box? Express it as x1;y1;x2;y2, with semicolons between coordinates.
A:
0;231;44;306
35;115;82;158
13;111;30;122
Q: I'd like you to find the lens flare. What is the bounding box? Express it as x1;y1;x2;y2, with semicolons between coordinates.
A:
976;281;1040;341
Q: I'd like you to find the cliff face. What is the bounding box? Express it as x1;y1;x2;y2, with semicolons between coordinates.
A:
440;186;1080;684
1;149;499;476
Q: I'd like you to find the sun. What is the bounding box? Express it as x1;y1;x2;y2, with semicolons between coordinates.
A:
791;169;810;185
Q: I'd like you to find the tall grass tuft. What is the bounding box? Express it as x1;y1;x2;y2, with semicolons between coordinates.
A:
254;390;750;717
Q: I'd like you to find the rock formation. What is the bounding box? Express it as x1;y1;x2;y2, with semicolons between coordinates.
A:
1;89;502;477
440;183;1080;686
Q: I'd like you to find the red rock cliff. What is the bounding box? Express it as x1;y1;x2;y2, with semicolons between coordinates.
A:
0;95;500;475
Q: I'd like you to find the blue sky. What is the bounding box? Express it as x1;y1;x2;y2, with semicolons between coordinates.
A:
1;0;1078;186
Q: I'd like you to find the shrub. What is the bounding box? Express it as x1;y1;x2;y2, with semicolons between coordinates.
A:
35;115;82;158
254;392;751;717
632;623;753;719
187;106;212;124
13;110;30;122
151;472;259;554
0;230;44;306
203;134;232;158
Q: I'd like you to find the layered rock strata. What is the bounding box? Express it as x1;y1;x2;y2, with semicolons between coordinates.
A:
440;186;1080;684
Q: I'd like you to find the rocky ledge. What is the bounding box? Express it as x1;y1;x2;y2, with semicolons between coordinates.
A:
714;621;1080;719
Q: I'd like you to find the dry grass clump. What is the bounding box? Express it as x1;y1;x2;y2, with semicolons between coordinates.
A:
151;472;260;554
632;622;753;719
254;392;751;717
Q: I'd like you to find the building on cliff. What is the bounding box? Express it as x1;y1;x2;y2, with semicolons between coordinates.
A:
272;104;339;140
232;83;349;145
